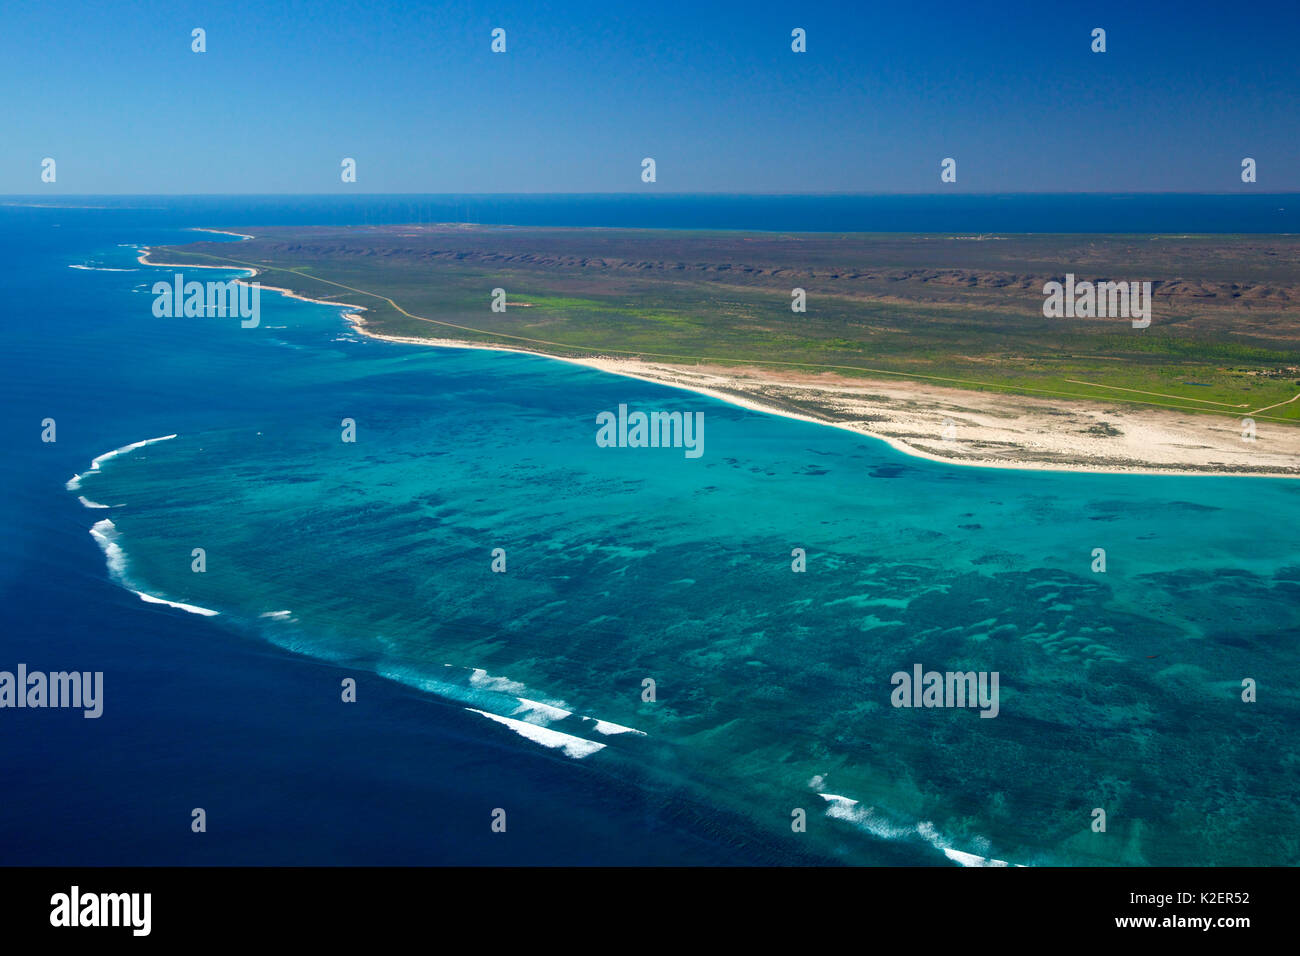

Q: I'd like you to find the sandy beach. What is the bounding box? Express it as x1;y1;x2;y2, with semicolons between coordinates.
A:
138;244;368;315
138;245;1300;478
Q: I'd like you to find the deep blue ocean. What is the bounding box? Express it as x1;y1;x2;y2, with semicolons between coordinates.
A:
2;195;1298;866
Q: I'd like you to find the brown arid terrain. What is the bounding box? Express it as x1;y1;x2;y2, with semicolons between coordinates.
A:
145;225;1300;476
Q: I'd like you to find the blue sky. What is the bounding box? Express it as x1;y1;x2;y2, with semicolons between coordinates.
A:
3;0;1298;193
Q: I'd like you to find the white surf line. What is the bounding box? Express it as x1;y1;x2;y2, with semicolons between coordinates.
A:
493;689;648;738
581;716;648;736
130;590;219;617
87;518;219;617
137;248;366;315
465;708;607;759
191;228;255;240
341;328;1300;477
512;697;573;724
67;434;178;490
160;246;1300;472
817;793;1022;867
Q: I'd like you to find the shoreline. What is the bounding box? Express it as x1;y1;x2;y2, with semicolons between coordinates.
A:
137;244;1300;479
190;228;256;241
341;313;1300;478
138;244;370;315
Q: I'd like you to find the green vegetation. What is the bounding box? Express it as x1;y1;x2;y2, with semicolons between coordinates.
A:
153;226;1300;422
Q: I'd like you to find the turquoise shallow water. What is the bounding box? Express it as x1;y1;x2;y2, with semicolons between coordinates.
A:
71;245;1300;866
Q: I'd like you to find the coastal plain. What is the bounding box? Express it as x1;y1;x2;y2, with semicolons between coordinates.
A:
146;226;1300;475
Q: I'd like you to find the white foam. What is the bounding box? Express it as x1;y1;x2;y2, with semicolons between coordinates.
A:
817;792;1020;866
581;716;648;736
91;434;177;469
89;518;218;617
130;590;219;617
377;665;458;698
942;847;1010;867
817;794;914;839
465;708;606;759
818;793;857;806
916;821;1017;867
77;495;111;509
69;434;177;490
69;264;137;272
88;519;127;577
469;668;527;696
381;663;639;747
259;610;293;621
512;697;572;725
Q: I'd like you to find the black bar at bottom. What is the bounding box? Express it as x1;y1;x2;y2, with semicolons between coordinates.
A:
0;866;1276;941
